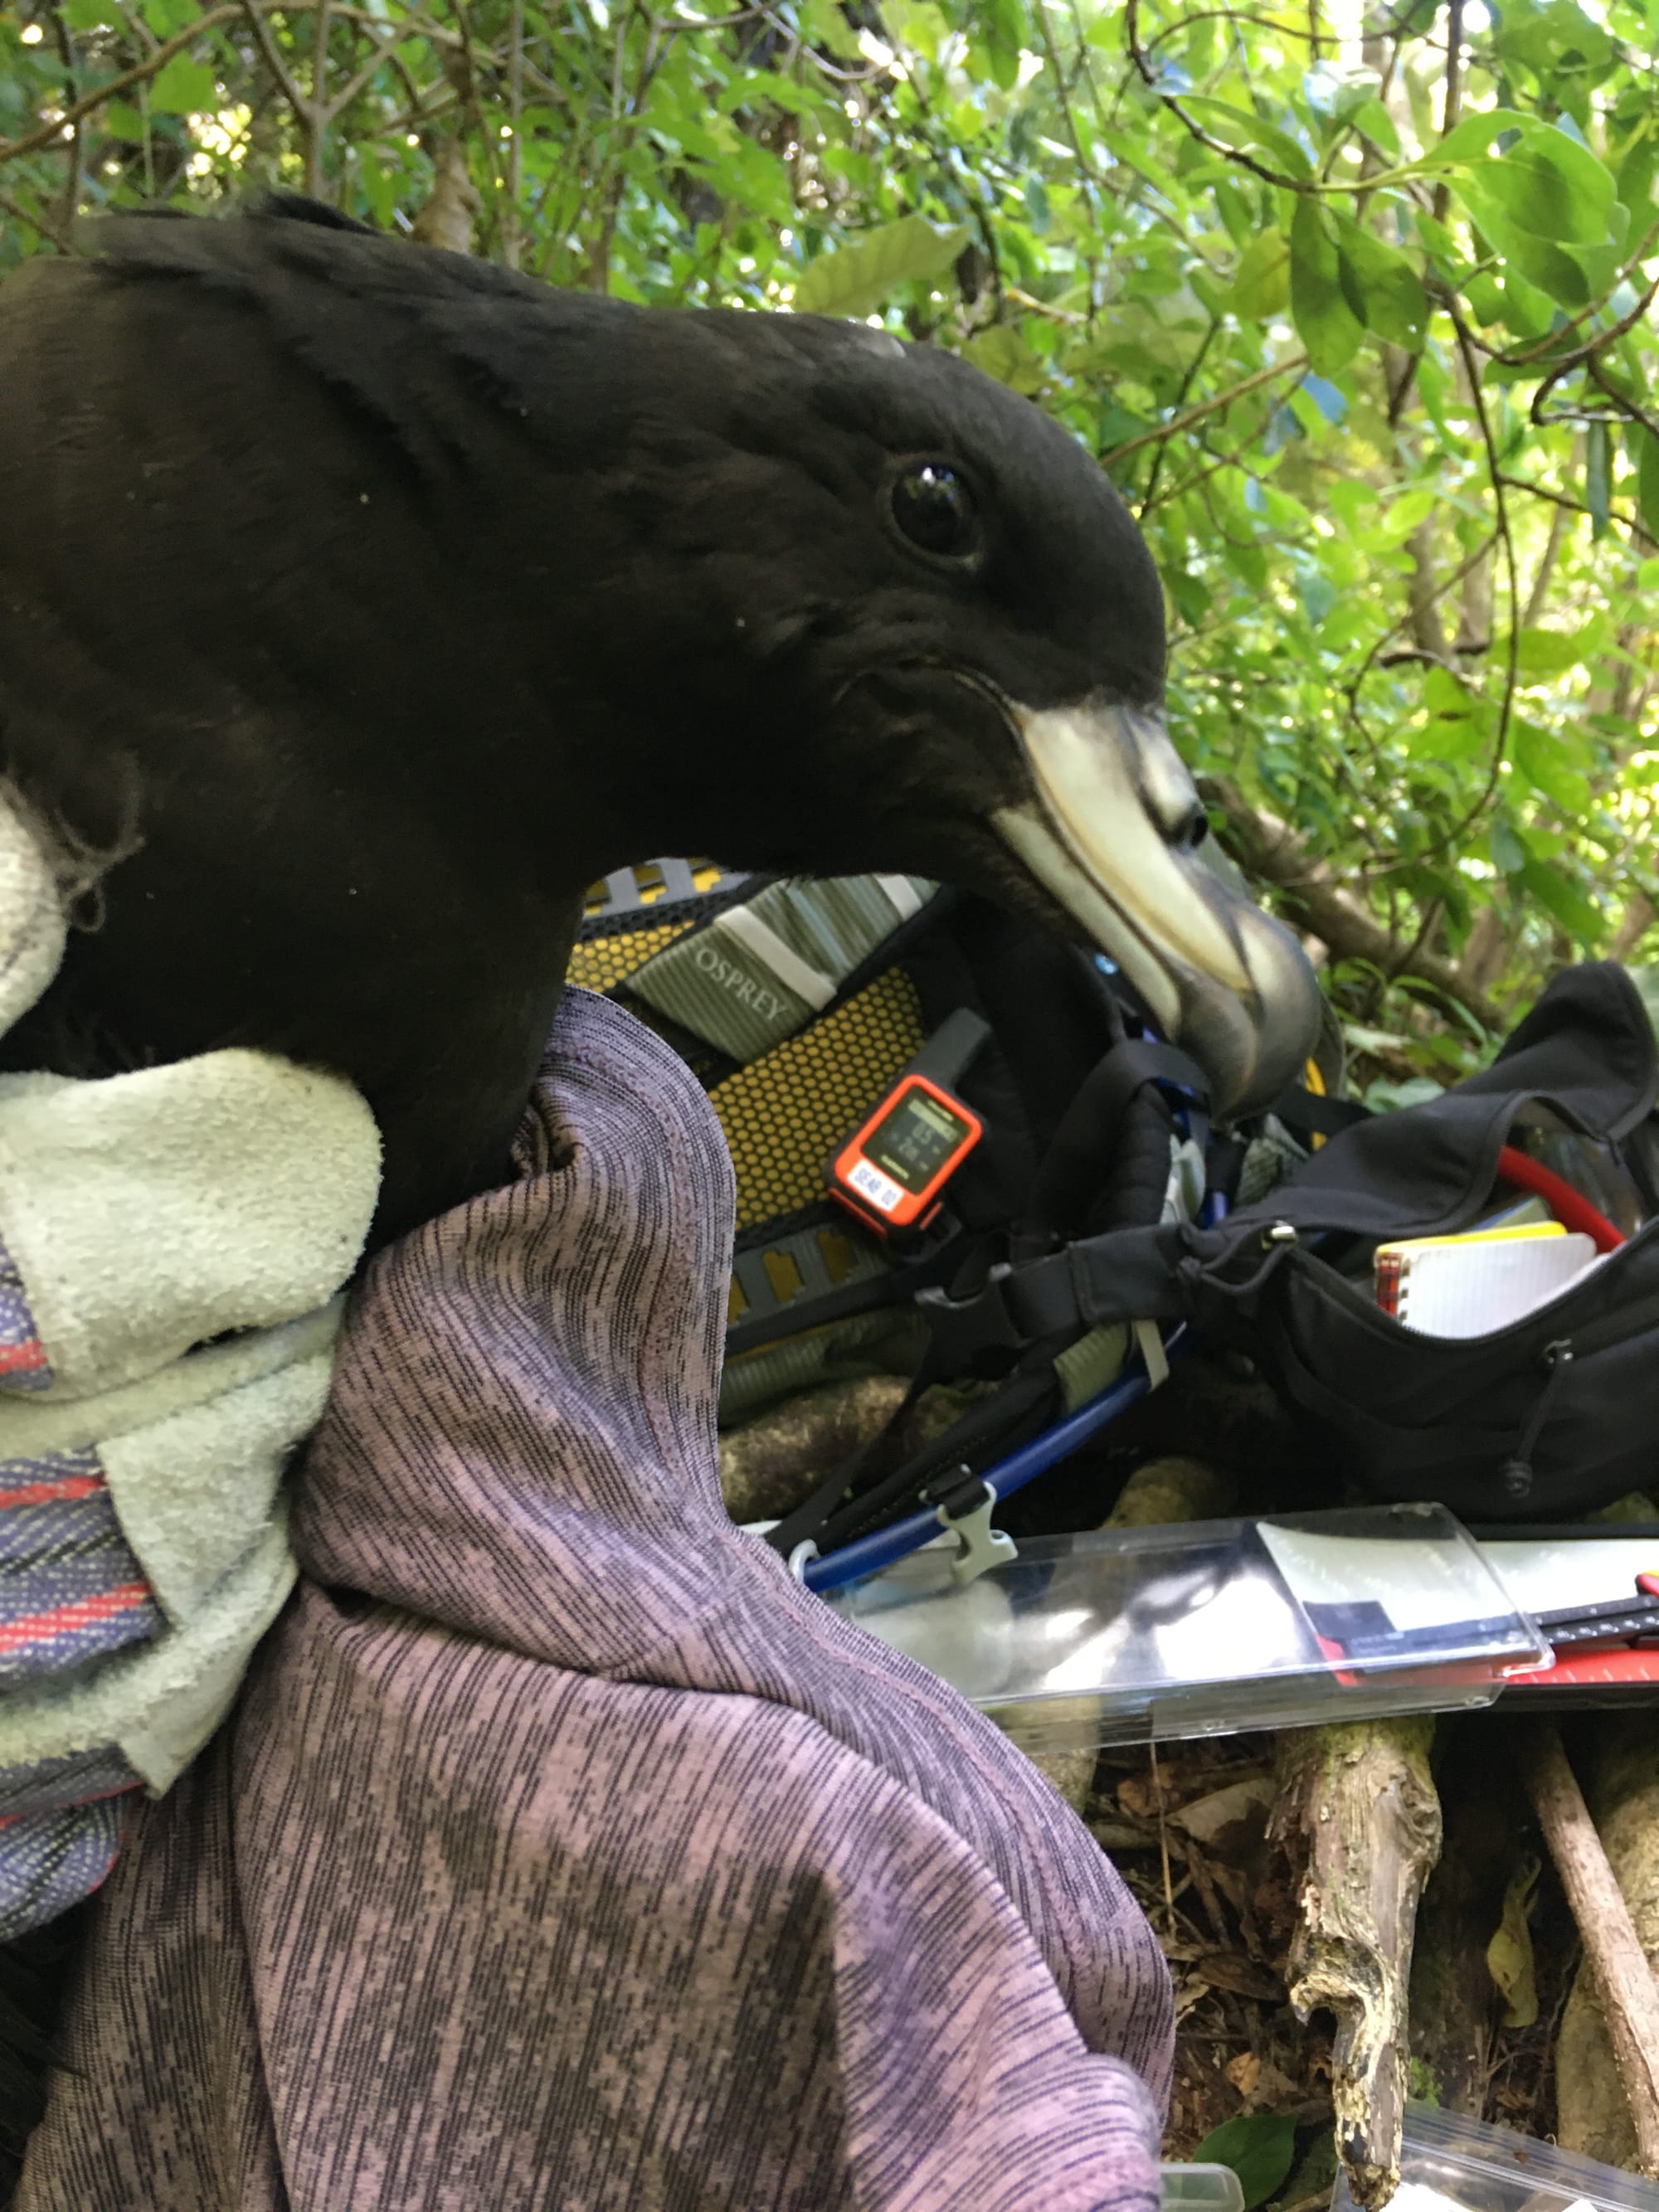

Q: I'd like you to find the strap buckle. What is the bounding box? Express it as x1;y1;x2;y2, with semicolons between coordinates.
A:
916;1252;1079;1369
915;1263;1024;1366
923;1466;1018;1587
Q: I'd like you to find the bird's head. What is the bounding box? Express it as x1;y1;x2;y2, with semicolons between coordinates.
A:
509;301;1322;1118
0;207;1321;1232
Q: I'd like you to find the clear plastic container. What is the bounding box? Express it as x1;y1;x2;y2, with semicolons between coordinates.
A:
827;1504;1550;1753
1331;2103;1659;2212
1160;2163;1247;2212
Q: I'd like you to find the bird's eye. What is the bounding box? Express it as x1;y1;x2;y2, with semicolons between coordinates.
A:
890;463;980;562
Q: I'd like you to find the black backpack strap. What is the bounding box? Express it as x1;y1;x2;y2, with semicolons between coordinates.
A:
766;1364;1057;1563
1265;1085;1372;1147
1024;1039;1207;1242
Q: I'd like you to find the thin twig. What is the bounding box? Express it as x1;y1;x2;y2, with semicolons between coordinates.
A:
0;185;74;249
50;5;84;234
1140;315;1220;514
237;0;306;118
1;2;240;163
1123;0;1308;189
306;0;330;194
1105;352;1310;467
1523;1725;1659;2178
1149;1741;1175;1933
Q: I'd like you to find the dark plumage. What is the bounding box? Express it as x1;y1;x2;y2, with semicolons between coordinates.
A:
0;195;1317;1241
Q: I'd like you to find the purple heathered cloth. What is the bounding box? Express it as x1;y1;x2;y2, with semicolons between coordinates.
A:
21;989;1174;2212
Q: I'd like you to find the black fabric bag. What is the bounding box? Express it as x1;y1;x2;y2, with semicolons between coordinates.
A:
965;964;1659;1521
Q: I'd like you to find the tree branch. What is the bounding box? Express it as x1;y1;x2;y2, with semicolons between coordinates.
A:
1105;352;1309;468
1524;1725;1659;2179
1200;773;1504;1030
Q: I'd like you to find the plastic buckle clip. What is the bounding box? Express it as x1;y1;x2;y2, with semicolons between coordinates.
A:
925;1466;1017;1587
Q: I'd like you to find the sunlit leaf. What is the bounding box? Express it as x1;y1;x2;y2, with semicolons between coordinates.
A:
1512;718;1593;814
1331;212;1427;348
1289;198;1363;375
1182;96;1312;180
1520;853;1603;945
791;215;971;317
148;55;217;112
1231;226;1291;321
964;323;1046;392
1350;94;1400;157
1507;628;1581;675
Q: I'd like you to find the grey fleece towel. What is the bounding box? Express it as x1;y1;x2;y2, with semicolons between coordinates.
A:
22;988;1174;2212
0;792;382;1939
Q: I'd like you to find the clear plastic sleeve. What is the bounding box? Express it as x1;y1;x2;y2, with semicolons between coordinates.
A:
828;1504;1550;1753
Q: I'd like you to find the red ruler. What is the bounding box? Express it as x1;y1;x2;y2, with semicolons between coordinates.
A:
1507;1646;1659;1690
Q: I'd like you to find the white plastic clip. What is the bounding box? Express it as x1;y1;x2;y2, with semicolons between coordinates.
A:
786;1539;820;1582
937;1480;1018;1587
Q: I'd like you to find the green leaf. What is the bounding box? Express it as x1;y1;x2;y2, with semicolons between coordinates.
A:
1462;268;1506;324
1289;197;1363;374
1190;2114;1299;2211
1182;96;1311;180
1512;718;1592;814
1519;853;1603;946
800;0;864;59
1492;0;1613;86
1432;114;1616;243
964;323;1046;393
1508;628;1580;675
1331;212;1427;348
1498;266;1560;340
1350;94;1400;156
1231;226;1291;320
1491;817;1530;873
1586;419;1611;537
1639;430;1659;541
791;216;971;318
148;55;217;113
969;0;1023;90
1097;401;1151;453
1460;177;1615;309
1430;110;1623;309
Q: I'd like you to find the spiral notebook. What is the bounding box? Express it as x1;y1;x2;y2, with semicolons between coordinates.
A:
1374;1222;1598;1338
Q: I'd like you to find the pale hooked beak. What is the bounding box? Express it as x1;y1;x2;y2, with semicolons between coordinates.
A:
991;698;1322;1118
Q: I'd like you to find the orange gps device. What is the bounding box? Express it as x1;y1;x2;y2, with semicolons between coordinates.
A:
830;1072;984;1237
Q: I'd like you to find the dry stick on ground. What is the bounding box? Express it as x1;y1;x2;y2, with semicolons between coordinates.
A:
1522;1723;1659;2177
1272;1718;1443;2211
1554;1714;1659;2167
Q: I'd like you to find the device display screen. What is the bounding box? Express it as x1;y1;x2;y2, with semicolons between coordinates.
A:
864;1087;973;1194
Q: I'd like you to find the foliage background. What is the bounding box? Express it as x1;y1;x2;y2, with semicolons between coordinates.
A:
2;0;1657;1095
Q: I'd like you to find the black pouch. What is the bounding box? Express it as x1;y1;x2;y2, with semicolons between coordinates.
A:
1033;963;1659;1520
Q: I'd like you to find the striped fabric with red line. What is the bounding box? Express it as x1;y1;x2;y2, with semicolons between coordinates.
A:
0;1228;51;1394
0;1445;163;1686
0;1581;156;1657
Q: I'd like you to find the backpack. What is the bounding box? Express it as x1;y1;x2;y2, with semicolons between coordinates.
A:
574;861;1338;1578
946;962;1659;1522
